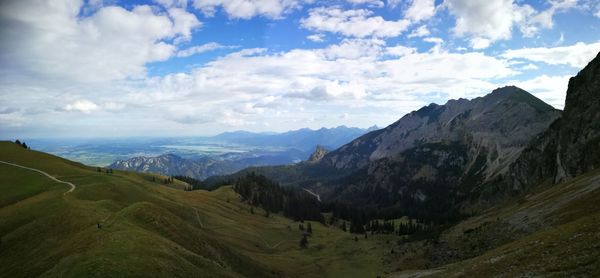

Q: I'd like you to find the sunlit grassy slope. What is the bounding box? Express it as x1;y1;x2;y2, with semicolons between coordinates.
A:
0;141;395;277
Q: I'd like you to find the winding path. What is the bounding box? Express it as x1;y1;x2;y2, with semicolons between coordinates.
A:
0;160;76;195
303;188;321;202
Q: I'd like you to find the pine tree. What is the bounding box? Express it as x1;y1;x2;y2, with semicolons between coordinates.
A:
299;235;308;248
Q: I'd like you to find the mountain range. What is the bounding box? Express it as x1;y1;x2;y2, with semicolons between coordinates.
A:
110;125;377;179
207;77;578;222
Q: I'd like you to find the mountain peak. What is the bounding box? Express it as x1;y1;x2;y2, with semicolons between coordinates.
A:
307;145;328;163
486;86;556;112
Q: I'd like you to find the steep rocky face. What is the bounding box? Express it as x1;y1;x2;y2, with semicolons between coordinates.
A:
307;145;328;162
510;51;600;189
321;86;561;184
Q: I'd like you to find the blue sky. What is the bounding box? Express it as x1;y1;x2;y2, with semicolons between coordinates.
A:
1;0;599;138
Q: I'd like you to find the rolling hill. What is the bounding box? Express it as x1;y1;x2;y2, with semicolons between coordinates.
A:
0;141;397;277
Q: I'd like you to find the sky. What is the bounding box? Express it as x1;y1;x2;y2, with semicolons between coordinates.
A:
0;0;599;138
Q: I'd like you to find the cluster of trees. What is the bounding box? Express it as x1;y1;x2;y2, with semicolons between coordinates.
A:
14;140;29;150
232;173;440;239
163;176;174;185
96;167;113;174
172;175;208;191
234;172;324;223
366;220;430;236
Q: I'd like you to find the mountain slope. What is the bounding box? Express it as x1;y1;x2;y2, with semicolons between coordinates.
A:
391;167;600;277
510;51;600;189
321;86;560;181
0;141;395;277
218;86;561;219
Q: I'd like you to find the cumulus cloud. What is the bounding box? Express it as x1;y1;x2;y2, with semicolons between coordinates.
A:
136;38;517;120
64;100;99;114
346;0;385;7
404;0;436;22
0;0;201;83
502;41;600;68
444;0;579;47
469;37;491;49
192;0;303;19
177;42;237;57
407;25;430;38
301;7;411;38
307;34;326;42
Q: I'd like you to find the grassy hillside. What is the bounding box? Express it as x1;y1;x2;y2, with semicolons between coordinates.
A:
391;168;600;277
0;141;399;277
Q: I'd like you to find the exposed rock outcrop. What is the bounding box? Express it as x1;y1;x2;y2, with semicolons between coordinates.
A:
307;145;328;163
510;51;600;189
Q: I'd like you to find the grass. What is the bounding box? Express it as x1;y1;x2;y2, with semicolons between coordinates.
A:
390;168;600;277
0;141;395;277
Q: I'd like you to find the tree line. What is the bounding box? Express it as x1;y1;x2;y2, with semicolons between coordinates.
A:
233;172;324;223
14;139;30;150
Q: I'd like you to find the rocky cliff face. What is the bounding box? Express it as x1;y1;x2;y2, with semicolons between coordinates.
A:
321;86;561;184
307;145;328;163
510;51;600;189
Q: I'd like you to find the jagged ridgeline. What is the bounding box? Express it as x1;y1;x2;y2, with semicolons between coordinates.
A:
211;84;564;222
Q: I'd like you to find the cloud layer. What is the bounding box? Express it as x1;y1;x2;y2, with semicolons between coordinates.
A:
0;0;599;138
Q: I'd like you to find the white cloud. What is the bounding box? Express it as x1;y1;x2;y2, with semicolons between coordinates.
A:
502;41;600;68
168;8;202;42
64;100;99;114
407;25;430;38
301;7;411;38
192;0;303;19
444;0;578;45
134;39;516;122
521;63;539;70
307;34;326;42
0;0;201;83
470;37;491;49
386;45;416;57
423;37;443;44
346;0;385;7
404;0;436;22
154;0;188;8
177;42;237;57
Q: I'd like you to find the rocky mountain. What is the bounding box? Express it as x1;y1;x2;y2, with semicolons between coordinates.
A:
110;150;310;180
509;51;600;190
307;145;328;163
320;86;560;181
211;86;563;221
111;154;226;179
211;125;379;151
